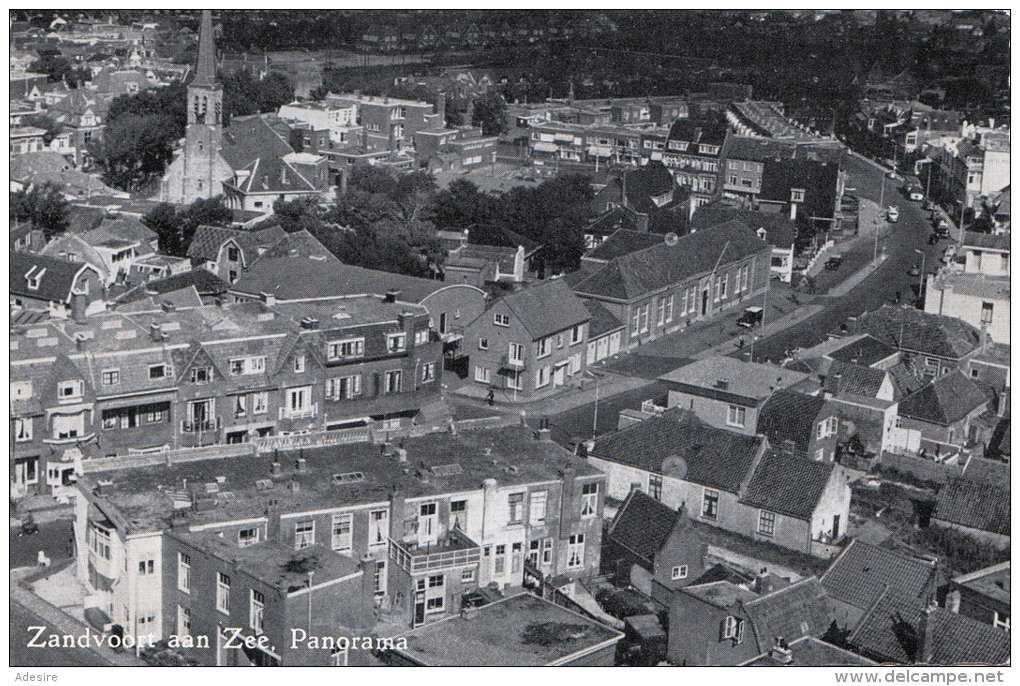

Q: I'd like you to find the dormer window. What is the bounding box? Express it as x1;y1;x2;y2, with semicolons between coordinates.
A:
58;380;84;400
791;188;805;203
25;266;45;290
293;355;306;373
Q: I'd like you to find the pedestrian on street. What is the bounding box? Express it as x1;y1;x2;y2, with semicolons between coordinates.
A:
486;389;495;406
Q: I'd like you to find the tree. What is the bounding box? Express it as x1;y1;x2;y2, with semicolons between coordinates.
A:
11;182;70;239
90;114;178;192
21;113;62;145
28;55;89;86
222;70;295;123
141;197;233;257
107;82;187;140
471;92;510;136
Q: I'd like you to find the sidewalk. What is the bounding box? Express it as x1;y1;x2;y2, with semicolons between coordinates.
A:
11;569;147;666
693;303;826;360
450;370;652;417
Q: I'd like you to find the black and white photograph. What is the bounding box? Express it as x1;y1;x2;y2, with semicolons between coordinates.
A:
7;7;1011;674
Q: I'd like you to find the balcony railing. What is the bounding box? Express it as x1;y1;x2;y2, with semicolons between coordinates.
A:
180;418;220;433
44;431;97;446
389;529;481;575
279;403;318;421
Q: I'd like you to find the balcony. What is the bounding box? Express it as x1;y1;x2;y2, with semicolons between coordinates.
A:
44;431;96;446
180;418;221;433
389;528;481;575
279;403;318;421
500;354;526;371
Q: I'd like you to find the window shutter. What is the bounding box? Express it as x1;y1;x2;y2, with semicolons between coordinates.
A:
734;618;745;644
719;617;728;642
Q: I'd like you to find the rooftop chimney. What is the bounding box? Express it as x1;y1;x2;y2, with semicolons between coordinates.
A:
287;480;300;493
769;637;793;664
271;461;282;477
300;316;319;330
260;292;277;307
149;322;165;342
534;428;552;442
716;378;730;390
295;458;307;472
384;289;401;303
917;598;938;664
754;567;773;594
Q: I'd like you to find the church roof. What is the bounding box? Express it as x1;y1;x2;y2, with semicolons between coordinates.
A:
192;10;218;89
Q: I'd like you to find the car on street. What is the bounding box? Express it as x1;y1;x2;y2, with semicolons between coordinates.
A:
824;254;844;271
907;187;924;202
942;245;957;264
886;170;903;181
737;306;764;328
908;264;921;277
887;206;899;222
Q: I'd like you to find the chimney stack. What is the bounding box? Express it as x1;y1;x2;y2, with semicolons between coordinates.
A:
769;636;793;664
295;458;307;472
917;598;938;664
384;289;401;303
70;292;88;324
271;461;282;477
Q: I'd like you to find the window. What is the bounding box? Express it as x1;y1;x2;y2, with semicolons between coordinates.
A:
664;294;674;323
251;392;268;415
494;544;506;575
726;405;746;428
11;382;32;400
535;366;549;388
414;329;428;345
508;342;525;364
189;367;210;384
249;590;265;634
581;482;598;518
450;500;468;529
537;337;552;358
294;520;315;550
229;356;266;376
648;474;663;501
293;355;306;373
331;513;353;551
758;510;776;537
328;338;364;360
327;375;362;400
384;370;402;394
236;525;260;548
815;448;826;461
657;296;667;326
369;509;388;547
993;612;1010;631
567;534;585;568
101;369;120;385
421;362;436;383
672;565;688;580
981;302;994;326
177;553;191;593
233;395;247;418
425;596;444;613
494;312;510;327
177;606;191;637
556;333;564;349
374;561;386;596
721;615;744;643
508;493;525;525
571;325;583;344
701;489;719;521
461;568;475;584
386;333;406;353
14;418;33;442
478;337;489;350
542;538;554;565
475;366;491;383
58;380;84;399
511;542;523;573
216;573;230;614
137;560;154;575
790;188;805;203
529;491;547;525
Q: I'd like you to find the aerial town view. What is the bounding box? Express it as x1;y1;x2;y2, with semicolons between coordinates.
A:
7;8;1011;675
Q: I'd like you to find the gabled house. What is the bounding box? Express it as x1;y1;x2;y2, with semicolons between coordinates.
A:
758;159;845;237
11;252;104;318
666;576;833;666
945;562;1010;631
931;478;1010;549
464;279;591;400
691;203;799;282
756;390;840;462
603;491;708;606
186;222;287;283
897;371;990;457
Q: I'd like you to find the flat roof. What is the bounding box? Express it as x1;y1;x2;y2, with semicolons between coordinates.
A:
81;427;601;533
391;592;622;666
659;357;810;402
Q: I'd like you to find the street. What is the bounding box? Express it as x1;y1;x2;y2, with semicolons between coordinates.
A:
10;601;110;667
740;153;946;363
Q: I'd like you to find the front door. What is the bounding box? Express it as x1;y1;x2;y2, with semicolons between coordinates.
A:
701;290;709;316
832;514;841;541
413;591;426;627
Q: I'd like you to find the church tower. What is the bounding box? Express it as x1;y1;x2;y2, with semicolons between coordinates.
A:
178;10;224;202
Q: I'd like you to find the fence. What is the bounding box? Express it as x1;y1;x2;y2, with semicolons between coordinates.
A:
253;426;370;452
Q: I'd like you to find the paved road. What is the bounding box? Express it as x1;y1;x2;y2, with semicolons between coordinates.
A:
742;154;946;363
10;601;110;667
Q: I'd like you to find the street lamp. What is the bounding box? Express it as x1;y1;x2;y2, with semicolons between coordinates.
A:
914;249;926;304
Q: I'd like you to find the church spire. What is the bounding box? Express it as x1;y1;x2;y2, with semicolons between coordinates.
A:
192;10;217;89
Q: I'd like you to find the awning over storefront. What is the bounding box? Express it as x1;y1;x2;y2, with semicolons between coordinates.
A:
587;145;612;158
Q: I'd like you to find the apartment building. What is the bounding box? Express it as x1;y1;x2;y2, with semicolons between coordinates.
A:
278;99;361;147
925;232;1010;344
327;92;443;153
663;115;729;211
934;128;1010;209
72;426;606;660
10;295;447;497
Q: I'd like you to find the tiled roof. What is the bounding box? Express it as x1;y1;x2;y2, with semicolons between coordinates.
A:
855;305;983;359
583;298;624;338
886;360;928;400
584;206;645;237
962;231;1010;252
820;540;937;612
607;490;683;562
186;223;287;263
744;577;834;652
583;229;664;261
756;391;830;456
40;234;111;282
573;220;769;301
898;371;988;425
744;636;877;666
667;115;728;146
933;479;1010;536
960;456;1010;486
691;205;797;249
824;360;888;398
723;135;797;163
11;252;91;303
119;269;230;303
81;216;157;248
499;278;591;340
591;409;765;494
826;334;898;366
220;114;296;171
740;451;836;520
759;159;840;221
850;595;1010;665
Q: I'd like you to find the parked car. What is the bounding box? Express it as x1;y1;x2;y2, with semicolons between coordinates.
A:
737;306;764;328
907;187;924;202
825;254;844;270
887;206;900;222
908;264;921;277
